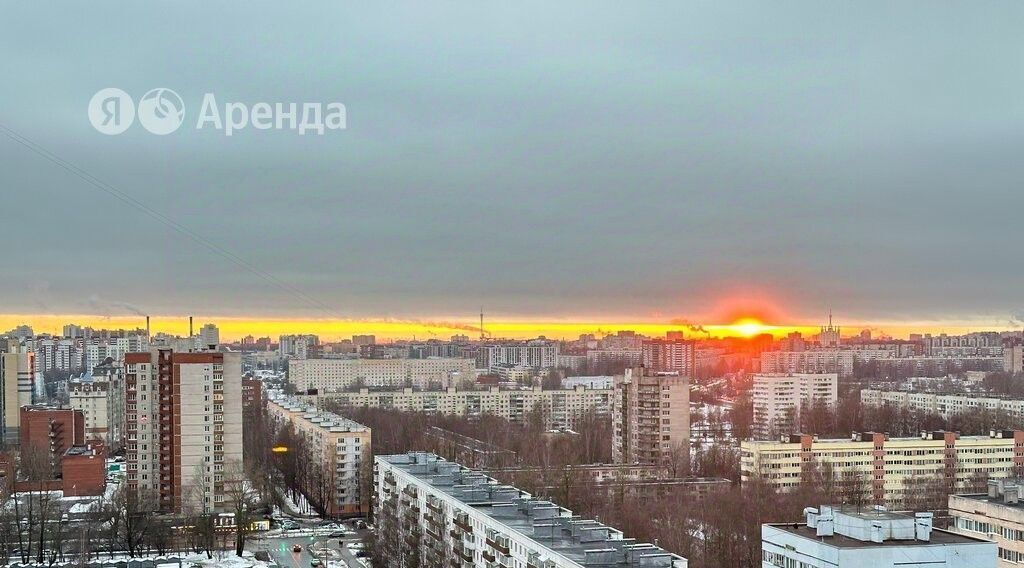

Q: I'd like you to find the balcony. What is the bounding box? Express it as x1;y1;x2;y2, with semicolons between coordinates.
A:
485;534;510;556
453;513;472;533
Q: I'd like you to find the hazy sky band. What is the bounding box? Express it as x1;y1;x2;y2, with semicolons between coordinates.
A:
2;2;1022;324
0;314;1018;343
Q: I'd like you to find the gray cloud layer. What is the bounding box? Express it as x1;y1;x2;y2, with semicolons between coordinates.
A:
1;2;1022;323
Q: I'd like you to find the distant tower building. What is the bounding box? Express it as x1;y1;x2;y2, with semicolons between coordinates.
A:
198;323;220;349
641;338;696;375
819;312;841;348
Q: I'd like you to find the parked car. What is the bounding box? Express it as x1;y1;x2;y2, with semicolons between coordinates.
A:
292;544;303;553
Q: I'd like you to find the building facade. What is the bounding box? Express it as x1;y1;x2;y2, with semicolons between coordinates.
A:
752;373;837;440
19;406;86;477
641;339;696;375
742;431;1024;509
374;452;688;568
289;357;475;392
949;479;1024;567
0;352;34;445
763;505;995;568
266;393;371;516
861;389;1024;420
69;374;125;450
298;385;612;431
612;367;690;466
123;349;243;513
760;350;857;377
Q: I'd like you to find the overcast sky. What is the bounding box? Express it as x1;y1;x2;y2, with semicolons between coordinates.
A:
2;2;1023;326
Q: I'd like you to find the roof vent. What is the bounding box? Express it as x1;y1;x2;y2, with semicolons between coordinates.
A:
804;507;819;528
915;512;933;542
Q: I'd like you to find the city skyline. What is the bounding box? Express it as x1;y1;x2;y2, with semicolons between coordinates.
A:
2;312;1022;343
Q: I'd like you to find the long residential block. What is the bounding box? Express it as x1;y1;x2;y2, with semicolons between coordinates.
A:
374;452;688;567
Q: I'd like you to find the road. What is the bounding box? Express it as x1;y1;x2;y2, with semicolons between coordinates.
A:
255;532;368;568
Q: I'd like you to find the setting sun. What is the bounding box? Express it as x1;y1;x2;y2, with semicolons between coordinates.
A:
730;318;769;337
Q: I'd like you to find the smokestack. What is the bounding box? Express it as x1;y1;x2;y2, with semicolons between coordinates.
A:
146;316;150;340
189;316;193;338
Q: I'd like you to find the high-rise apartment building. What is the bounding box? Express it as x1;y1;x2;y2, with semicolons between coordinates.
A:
752;373;837;440
198;323;220;349
479;340;559;370
266;393;371;516
1006;345;1024;374
641;339;696;375
1;352;34;445
742;431;1024;509
123;349;243;513
374;452;688;568
612;367;690;466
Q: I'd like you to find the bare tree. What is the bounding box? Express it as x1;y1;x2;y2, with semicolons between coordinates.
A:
223;459;262;556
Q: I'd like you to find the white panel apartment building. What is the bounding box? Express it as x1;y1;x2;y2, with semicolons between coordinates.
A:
266;393;371;516
375;452;688;568
289;358;475;392
861;389;1024;420
949;479;1024;567
742;431;1024;509
299;385;611;431
69;375;126;451
763;505;995;568
124;349;243;513
752;373;837;440
761;350;857;376
481;341;559;370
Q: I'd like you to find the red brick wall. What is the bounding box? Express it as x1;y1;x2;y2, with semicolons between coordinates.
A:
61;451;106;496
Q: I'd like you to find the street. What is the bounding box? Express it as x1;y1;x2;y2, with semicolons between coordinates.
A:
252;531;369;568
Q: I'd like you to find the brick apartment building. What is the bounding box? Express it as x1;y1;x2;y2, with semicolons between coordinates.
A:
20;406;86;476
124;349;243;513
242;376;264;410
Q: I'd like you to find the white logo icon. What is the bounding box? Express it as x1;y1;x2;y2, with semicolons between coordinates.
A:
88;88;135;135
137;88;185;135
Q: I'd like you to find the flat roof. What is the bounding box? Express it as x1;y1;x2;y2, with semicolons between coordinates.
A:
953;493;1024;510
380;453;685;567
766;523;990;549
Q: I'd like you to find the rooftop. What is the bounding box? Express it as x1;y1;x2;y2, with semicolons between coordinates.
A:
267;392;369;433
952;479;1024;510
767;505;989;549
380;452;687;567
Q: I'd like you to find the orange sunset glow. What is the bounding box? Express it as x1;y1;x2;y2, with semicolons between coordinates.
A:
0;312;1013;342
